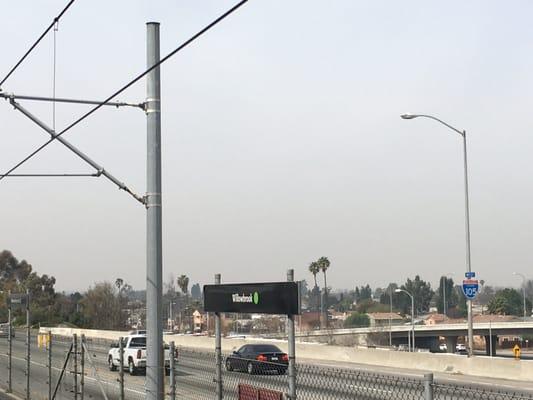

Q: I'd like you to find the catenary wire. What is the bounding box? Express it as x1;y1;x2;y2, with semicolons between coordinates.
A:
0;173;99;177
0;0;76;88
0;0;249;184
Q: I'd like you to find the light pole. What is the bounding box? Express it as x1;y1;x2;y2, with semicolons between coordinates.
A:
401;113;474;356
513;272;527;320
395;289;415;352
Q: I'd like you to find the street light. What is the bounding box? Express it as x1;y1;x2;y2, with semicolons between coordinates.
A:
395;288;415;352
401;112;474;356
513;272;527;320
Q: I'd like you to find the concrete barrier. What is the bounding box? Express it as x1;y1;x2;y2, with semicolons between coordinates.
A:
40;327;533;381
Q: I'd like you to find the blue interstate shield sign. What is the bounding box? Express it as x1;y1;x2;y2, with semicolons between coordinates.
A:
462;278;479;300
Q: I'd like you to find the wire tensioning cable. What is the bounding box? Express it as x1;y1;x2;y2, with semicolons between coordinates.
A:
0;0;249;183
0;0;76;88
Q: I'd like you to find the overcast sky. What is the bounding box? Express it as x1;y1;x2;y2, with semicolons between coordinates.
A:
2;1;532;293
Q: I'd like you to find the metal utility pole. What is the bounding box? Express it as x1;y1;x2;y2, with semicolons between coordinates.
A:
287;269;297;400
25;289;30;400
73;334;78;400
462;130;474;357
7;297;12;393
169;341;176;400
119;337;125;400
146;21;164;400
48;331;52;400
214;273;222;400
401;113;475;357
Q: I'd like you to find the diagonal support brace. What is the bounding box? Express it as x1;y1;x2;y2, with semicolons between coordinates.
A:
9;98;145;205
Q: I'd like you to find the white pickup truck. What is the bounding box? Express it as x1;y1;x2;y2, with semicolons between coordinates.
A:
107;334;176;375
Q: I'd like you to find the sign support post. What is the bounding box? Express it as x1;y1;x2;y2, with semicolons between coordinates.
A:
214;274;222;400
287;269;296;400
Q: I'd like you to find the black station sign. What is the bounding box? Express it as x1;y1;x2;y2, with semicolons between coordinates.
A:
7;293;29;308
203;282;300;315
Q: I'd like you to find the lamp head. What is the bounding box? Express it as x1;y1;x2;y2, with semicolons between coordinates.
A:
394;289;402;293
400;113;418;120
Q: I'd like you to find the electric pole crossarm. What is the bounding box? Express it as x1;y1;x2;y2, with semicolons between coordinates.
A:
9;99;145;204
0;92;145;109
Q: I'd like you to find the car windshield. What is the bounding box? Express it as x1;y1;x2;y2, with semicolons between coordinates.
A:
129;337;146;348
249;345;282;353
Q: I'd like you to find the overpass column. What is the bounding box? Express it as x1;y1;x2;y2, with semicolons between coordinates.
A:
484;335;497;356
445;336;457;354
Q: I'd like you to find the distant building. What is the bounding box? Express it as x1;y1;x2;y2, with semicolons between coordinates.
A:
367;312;404;327
424;314;448;325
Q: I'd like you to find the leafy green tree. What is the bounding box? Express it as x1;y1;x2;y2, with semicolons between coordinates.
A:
344;312;370;328
359;285;372;301
487;288;532;316
190;283;201;300
434;277;457;315
82;282;124;329
398;276;434;315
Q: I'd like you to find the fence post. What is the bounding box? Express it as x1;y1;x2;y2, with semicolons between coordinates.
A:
80;335;85;400
25;289;30;400
7;303;12;393
169;341;176;400
287;269;296;400
73;334;78;400
48;332;52;400
119;337;124;400
424;373;433;400
214;273;223;400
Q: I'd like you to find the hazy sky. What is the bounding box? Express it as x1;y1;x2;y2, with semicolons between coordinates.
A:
2;1;532;293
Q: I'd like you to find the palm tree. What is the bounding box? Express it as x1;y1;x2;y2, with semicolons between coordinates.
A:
317;257;331;328
308;262;320;288
177;275;189;295
115;278;124;292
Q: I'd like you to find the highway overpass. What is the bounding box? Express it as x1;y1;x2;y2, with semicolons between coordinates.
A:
294;321;533;354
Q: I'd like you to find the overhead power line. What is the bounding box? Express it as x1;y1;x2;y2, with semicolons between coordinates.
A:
0;0;249;183
0;0;76;88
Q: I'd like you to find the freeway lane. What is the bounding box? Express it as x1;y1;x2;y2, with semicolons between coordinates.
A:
2;334;533;400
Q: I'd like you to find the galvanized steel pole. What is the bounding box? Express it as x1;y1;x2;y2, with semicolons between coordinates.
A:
287;269;296;400
119;337;124;400
169;341;176;400
26;289;30;400
48;331;52;400
146;21;164;400
80;335;85;400
73;334;78;400
7;301;12;393
214;273;222;400
462;131;474;357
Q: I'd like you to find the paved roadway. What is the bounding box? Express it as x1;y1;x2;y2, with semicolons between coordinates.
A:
1;333;533;400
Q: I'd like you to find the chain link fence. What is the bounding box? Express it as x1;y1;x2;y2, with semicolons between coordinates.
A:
3;333;533;400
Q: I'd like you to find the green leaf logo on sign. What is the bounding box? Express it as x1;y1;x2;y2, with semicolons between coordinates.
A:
253;292;259;305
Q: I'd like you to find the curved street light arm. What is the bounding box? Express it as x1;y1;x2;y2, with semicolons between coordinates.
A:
404;114;465;137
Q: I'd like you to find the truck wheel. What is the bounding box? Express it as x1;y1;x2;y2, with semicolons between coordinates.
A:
108;356;117;371
128;359;137;376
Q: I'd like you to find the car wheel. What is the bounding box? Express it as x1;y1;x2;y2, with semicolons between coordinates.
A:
128;359;137;376
225;359;233;371
108;356;117;371
247;362;255;375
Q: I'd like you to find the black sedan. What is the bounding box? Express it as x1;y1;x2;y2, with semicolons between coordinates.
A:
225;344;288;375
